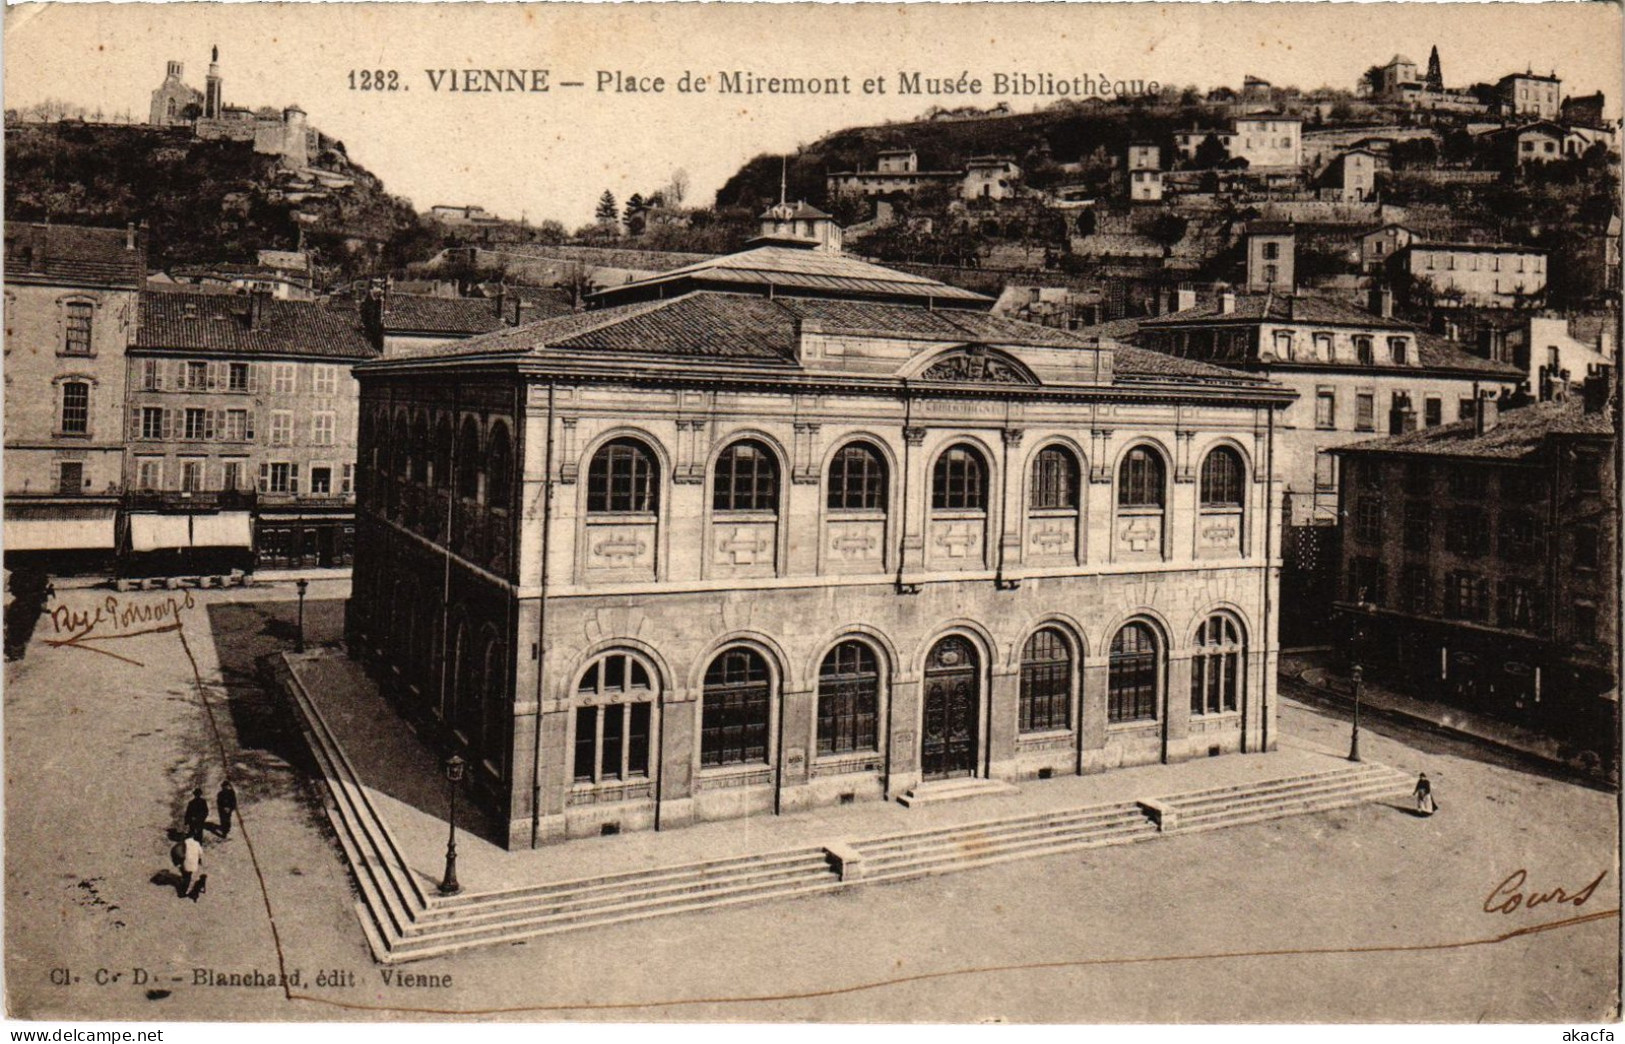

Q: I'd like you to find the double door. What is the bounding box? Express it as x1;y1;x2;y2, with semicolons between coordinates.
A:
921;636;979;779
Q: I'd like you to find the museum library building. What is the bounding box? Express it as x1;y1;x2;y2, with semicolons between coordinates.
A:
346;208;1296;848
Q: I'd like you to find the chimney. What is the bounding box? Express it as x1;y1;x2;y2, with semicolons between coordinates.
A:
1219;289;1236;315
1583;363;1614;414
248;288;269;329
360;282;385;352
1475;391;1499;435
1176;284;1197;312
125;222;137;251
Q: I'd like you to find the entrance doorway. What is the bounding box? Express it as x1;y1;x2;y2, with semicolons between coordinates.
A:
922;636;980;779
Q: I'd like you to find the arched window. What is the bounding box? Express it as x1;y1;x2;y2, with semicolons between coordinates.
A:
411;414;430;484
587;438;658;514
456;417;482;501
1019;628;1072;732
700;647;772;767
817;641;880;755
432;416;453;490
58;381;89;435
1200;447;1245;508
1118;447;1165;507
573;651;656;784
487;422;513;512
1030;446;1080;511
932;444;988;511
827;442;887;512
713;440;778;513
1108;622;1160;723
1191;615;1244;716
392;413;411;481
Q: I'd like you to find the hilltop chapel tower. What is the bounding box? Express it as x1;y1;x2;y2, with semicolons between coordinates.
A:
204;46;223;119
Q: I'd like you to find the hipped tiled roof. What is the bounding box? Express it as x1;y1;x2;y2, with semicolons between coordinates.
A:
382;293;510;335
4;222;144;288
1336;397;1613;460
135;291;376;359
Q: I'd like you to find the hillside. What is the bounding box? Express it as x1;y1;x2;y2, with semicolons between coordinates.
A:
4;121;433;281
715;98;1234;209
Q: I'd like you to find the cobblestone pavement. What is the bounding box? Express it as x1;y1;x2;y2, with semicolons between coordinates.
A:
5;583;1618;1023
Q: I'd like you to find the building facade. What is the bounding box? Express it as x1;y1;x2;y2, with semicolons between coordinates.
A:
1331;379;1616;758
1392;242;1548;309
125;290;375;570
1497;71;1562;119
1175;115;1303;169
346;239;1295;848
3;223;145;572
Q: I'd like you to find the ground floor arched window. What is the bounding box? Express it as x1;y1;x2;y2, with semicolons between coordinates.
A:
1020;628;1072;732
701;647;771;767
572;651;656;783
817;641;880;755
1190;615;1244;716
1108;622;1160;723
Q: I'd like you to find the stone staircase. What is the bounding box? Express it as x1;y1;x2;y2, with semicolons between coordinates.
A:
278;658;1416;964
896;777;1020;807
1146;762;1416;834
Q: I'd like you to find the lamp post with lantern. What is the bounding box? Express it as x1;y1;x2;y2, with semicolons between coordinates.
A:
294;578;309;653
439;753;466;896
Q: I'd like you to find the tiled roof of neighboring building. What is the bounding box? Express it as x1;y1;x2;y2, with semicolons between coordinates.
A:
382;293;510;335
587;244;991;308
3;222;145;288
134;291;376;359
390;289;1268;386
1414;333;1524;377
1335;397;1613;460
1140;292;1413;330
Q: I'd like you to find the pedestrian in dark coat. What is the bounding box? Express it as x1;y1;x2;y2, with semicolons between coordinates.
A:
216;780;238;839
184;788;209;841
1413;772;1436;816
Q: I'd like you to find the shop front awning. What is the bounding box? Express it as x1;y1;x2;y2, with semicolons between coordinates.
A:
128;511;253;552
3;512;117;552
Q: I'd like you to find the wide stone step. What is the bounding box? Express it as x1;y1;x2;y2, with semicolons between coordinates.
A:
863;823;1161;885
860;800;1143;850
858;810;1150;863
1156;764;1390;806
411;856;835;929
383;874;845;958
1165;772;1412;816
897;778;1020;808
434;845;830;911
861;817;1156;872
1176;776;1413;826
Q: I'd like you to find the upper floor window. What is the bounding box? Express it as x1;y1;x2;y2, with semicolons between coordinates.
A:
184;361;208;390
63;302;93;356
932;444;988;511
312;366;338;395
1389;338;1409;365
827;442;887;512
59;381;89;435
1315;390;1336;429
1354;336;1374;366
1030;446;1080;511
587;438;658;514
456;417;482;501
1199;447;1244;508
312;412;336;447
713;440;778;513
272;363;296;394
228;362;250;392
486;422;514;512
1117;446;1165;508
1312;333;1333;361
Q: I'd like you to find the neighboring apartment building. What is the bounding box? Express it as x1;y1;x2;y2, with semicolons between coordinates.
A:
826;150;1023;203
360;289;516;357
1127;142;1164;202
1391;242;1548;309
1503;315;1617;391
1497;71;1562;119
124;289;376;570
1359;223;1416;274
346;230;1295;849
1317;148;1383;202
3;222;145;573
1331;375;1616;756
1175;115;1303;169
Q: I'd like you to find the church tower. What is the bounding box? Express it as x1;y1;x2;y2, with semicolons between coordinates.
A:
1425;46;1443;90
205;45;223;119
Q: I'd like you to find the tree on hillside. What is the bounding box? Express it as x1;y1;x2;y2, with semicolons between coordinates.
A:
1192;133;1230;170
1361;66;1385;98
594;190;619;227
662;169;690;207
623;193;647;235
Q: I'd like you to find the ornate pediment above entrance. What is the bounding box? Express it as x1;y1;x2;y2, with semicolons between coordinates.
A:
906;345;1040;386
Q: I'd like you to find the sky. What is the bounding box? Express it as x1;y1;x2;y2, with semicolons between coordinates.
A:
4;2;1620;228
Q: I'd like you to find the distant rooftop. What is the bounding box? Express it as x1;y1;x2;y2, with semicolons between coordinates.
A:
3;222;145;288
1335;396;1612;461
134;290;375;359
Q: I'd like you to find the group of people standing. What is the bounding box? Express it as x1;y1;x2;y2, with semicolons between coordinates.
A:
172;780;237;901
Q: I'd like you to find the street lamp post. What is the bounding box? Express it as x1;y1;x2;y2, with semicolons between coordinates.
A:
1349;665;1363;763
439;753;466;896
294;578;309;653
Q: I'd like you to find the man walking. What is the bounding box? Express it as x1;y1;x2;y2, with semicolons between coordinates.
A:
178;834;203;900
216;780;238;839
184;788;210;841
